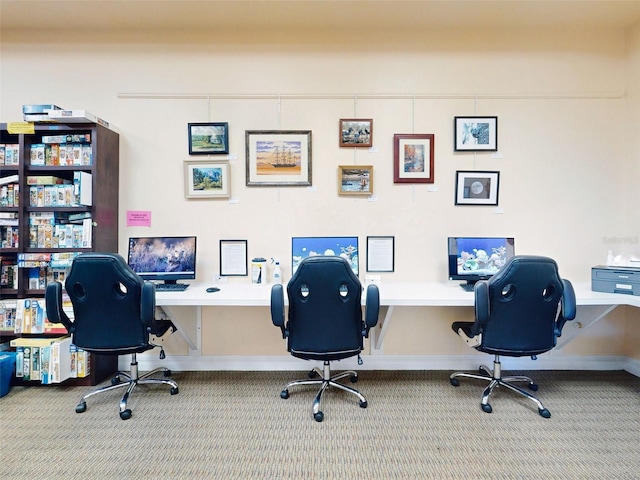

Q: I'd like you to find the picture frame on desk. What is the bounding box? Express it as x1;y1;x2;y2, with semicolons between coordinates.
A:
339;118;373;148
219;239;248;276
184;160;230;199
454;116;498;152
366;236;395;272
338;165;373;196
454;170;500;206
245;130;312;187
393;133;434;184
188;122;229;155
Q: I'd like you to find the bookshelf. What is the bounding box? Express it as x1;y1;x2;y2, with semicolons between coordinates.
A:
1;122;119;386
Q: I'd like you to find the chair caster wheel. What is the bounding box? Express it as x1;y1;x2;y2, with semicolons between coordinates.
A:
75;402;87;414
450;378;460;387
280;389;290;399
314;411;324;422
120;409;132;420
164;369;172;377
350;375;358;383
359;400;368;409
528;382;538;391
111;376;120;385
308;370;318;379
170;387;179;395
539;408;551;418
481;403;493;413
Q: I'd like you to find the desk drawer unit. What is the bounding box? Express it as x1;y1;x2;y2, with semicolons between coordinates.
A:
592;266;640;296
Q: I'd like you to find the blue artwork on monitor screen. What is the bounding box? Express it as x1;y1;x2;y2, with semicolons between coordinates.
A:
127;236;197;284
292;236;359;276
447;236;515;287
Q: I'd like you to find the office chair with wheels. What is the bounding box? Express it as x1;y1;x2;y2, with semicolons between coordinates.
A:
45;252;179;420
450;255;576;418
271;256;379;422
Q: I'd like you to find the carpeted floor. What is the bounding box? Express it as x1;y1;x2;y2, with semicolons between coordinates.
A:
1;370;639;479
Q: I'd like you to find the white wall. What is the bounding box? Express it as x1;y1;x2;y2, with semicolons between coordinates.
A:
1;24;638;365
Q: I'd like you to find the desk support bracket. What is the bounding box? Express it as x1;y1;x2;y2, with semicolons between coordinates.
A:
556;304;619;349
158;306;200;352
370;306;393;355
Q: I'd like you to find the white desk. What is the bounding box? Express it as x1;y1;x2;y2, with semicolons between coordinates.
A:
156;281;640;354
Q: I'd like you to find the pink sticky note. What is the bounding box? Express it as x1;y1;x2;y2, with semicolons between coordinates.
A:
127;210;151;227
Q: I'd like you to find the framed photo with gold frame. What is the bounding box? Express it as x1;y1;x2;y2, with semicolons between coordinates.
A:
393;134;434;184
338;165;373;196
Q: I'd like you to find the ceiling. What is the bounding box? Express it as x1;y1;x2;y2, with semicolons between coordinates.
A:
2;0;640;33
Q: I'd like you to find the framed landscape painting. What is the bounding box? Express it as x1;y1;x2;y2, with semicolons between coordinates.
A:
188;122;229;155
184;160;230;198
393;133;435;184
339;118;373;147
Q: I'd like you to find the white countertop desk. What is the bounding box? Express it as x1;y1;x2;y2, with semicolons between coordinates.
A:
156;282;640;354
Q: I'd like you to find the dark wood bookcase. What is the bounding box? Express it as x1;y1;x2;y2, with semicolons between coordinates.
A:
1;122;119;386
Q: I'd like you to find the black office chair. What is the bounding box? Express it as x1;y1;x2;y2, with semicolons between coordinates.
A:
450;255;576;418
271;256;379;422
45;252;179;420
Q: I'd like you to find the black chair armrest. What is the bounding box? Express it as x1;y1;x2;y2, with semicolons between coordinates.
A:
271;283;287;338
141;281;156;326
556;279;577;334
473;280;490;335
363;284;380;338
45;281;73;333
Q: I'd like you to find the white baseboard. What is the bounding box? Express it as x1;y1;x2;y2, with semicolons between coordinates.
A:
126;353;639;376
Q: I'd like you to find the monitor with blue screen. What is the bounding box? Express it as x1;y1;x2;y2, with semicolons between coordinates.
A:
447;236;515;290
127;236;197;285
292;236;359;276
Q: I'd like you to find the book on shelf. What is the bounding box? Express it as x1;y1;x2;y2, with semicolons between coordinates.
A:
73;171;92;206
26;176;72;186
0;174;19;185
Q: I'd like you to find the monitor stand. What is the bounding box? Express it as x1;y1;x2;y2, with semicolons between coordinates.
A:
459;280;477;292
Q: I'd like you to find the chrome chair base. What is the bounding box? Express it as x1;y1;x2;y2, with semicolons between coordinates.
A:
75;352;179;420
280;361;368;422
450;355;551;418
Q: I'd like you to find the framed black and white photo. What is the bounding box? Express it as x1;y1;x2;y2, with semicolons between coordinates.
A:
455;170;500;205
454;116;498;152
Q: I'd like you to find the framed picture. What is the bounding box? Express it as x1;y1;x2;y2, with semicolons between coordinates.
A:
366;236;395;272
219;239;248;276
454;116;498;152
245;130;312;186
455;170;500;206
339;118;373;147
184;160;230;199
338;165;373;196
188;122;229;155
393;134;435;184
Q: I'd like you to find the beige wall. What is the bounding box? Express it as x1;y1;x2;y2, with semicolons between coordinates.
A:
1;23;638;362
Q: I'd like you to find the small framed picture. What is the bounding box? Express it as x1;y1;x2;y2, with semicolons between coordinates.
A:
454;116;498;152
184;160;230;199
366;236;395;272
188;122;229;155
338;165;373;196
245;130;312;186
339;118;373;148
455;170;500;206
393;134;435;184
219;239;248;276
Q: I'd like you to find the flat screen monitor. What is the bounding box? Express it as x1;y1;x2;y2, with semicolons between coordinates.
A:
127;236;197;285
292;236;359;276
447;236;515;289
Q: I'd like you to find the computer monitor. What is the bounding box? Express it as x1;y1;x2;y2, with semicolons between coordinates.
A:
292;236;359;276
447;236;515;289
127;236;197;285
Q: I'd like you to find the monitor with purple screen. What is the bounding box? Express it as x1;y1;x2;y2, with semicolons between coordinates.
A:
447;236;515;290
127;236;197;285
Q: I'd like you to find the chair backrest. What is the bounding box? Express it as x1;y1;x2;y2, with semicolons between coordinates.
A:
286;256;363;360
478;255;564;356
64;252;151;352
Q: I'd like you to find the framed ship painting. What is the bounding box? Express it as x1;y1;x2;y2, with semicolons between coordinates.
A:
245;130;312;186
